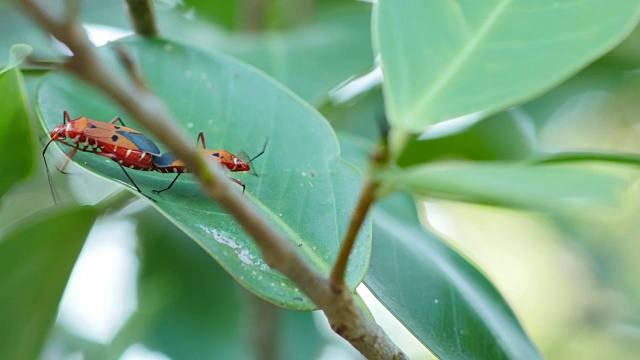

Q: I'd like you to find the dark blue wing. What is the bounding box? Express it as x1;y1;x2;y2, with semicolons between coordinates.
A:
116;131;161;155
152;152;179;168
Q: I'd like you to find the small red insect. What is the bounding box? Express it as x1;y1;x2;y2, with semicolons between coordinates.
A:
43;110;161;201
152;132;268;194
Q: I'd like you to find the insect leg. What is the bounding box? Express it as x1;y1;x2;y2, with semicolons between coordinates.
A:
116;163;156;202
109;116;126;126
42;139;59;205
153;173;182;194
58;147;78;174
228;176;246;194
196;132;207;149
248;138;269;164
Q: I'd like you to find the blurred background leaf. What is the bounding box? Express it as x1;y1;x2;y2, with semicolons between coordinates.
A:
169;0;374;106
0;207;97;360
384;162;631;213
104;208;327;360
0;44;34;199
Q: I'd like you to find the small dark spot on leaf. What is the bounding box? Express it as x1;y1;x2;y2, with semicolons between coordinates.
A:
309;171;317;178
298;243;303;247
293;297;304;302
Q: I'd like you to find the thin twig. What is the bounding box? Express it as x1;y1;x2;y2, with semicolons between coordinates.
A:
331;125;390;287
246;294;279;360
114;47;148;91
125;0;158;36
242;0;266;32
330;180;377;286
18;1;406;358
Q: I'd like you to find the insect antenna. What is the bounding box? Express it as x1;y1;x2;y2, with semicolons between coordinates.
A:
248;138;269;164
42;139;60;205
241;138;269;177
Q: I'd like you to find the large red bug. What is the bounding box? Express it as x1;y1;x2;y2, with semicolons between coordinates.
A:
43;110;161;201
151;132;268;194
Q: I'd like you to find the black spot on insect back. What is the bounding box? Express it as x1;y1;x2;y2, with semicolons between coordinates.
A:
212;152;220;157
112;135;119;142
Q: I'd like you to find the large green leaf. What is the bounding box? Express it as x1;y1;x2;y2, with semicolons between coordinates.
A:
338;134;540;359
367;193;541;360
107;208;325;360
375;0;640;135
37;37;371;310
0;207;98;360
0;44;34;200
384;163;630;213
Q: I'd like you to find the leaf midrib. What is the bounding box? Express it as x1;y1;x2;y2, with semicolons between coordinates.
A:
403;0;512;126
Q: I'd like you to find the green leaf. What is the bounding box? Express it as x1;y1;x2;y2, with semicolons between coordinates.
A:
366;193;541;360
37;37;371;310
0;44;34;200
0;207;98;360
375;0;640;133
383;162;629;212
109;208;326;359
397;110;535;167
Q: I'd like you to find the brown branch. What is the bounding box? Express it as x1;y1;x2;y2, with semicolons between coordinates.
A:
18;1;406;358
125;0;158;36
242;0;266;32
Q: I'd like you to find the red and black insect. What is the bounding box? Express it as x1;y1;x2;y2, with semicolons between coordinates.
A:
151;132;268;194
43;110;161;201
